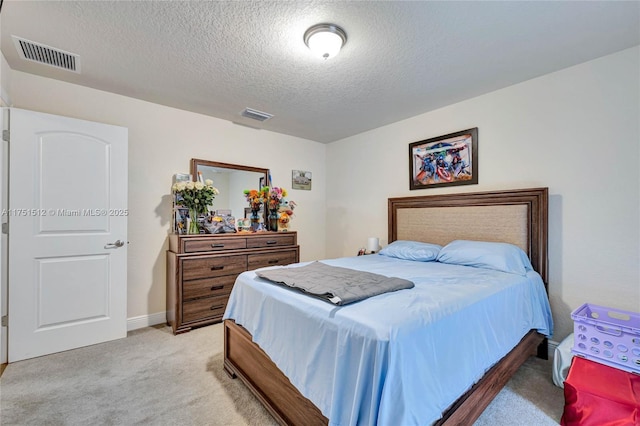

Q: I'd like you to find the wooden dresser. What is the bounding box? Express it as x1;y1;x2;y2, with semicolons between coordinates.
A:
166;232;299;334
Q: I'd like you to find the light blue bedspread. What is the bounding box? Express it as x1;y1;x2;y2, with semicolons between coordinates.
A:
223;254;553;426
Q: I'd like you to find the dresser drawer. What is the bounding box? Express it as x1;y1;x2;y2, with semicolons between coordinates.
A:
247;234;296;249
248;250;298;269
182;255;247;281
182;275;236;301
183;238;247;253
182;294;228;324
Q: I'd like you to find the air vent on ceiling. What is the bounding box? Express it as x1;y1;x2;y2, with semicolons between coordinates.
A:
12;36;81;73
240;108;273;122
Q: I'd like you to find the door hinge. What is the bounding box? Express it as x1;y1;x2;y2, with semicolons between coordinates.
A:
1;316;6;327
2;130;8;142
1;223;7;234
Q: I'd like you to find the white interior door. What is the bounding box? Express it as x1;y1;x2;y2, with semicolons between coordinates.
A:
8;108;128;362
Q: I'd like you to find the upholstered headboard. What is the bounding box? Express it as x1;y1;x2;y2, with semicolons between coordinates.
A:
388;188;548;287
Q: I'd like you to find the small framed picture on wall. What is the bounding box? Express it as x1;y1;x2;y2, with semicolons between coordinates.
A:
292;170;312;190
172;173;192;184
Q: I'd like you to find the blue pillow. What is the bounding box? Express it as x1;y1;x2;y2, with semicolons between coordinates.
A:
378;240;442;262
436;240;533;276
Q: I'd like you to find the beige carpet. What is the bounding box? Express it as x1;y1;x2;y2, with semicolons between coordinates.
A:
0;323;564;425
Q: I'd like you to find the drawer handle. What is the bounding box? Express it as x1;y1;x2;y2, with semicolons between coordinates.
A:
266;240;277;245
210;285;224;291
268;260;279;264
211;266;224;271
210;304;224;310
211;244;225;248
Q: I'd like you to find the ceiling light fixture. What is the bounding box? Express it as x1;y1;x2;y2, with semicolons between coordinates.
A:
303;23;347;60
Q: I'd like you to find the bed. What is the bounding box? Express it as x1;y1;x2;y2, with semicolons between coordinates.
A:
223;187;552;425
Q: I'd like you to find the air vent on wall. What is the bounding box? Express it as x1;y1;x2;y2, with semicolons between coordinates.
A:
12;36;81;73
240;108;273;122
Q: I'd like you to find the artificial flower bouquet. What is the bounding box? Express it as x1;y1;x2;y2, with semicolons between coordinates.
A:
172;179;219;233
267;187;296;231
266;186;287;211
242;186;297;232
243;186;269;211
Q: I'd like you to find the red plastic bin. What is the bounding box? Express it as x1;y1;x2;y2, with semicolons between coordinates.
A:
561;357;640;425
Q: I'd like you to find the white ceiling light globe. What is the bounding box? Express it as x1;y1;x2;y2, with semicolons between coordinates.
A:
307;31;342;59
304;24;347;60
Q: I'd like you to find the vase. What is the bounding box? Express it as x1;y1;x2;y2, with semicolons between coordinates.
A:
268;209;279;232
188;209;200;234
250;209;261;232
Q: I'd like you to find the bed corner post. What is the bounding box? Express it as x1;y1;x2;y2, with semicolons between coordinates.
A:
536;187;549;360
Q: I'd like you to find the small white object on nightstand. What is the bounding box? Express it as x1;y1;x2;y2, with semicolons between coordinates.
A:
367;237;380;253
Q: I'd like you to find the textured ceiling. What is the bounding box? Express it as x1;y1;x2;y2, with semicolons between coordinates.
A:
1;1;639;143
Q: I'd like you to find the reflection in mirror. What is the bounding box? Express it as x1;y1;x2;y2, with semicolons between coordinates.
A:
190;159;268;221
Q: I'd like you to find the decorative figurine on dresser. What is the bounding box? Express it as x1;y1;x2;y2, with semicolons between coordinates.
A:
166;159;300;334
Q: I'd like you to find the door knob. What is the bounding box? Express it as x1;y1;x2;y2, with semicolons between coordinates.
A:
105;239;125;249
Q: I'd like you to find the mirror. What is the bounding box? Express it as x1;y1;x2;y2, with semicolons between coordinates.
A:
190;159;268;222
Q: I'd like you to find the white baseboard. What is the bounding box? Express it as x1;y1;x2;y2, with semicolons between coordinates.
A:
127;311;167;331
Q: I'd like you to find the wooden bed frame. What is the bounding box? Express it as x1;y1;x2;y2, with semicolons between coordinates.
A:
224;187;549;426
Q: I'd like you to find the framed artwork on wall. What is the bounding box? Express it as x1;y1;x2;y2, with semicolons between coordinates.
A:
292;170;312;190
172;173;192;184
409;128;478;190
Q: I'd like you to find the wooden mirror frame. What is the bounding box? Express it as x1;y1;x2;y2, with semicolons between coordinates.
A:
190;159;269;223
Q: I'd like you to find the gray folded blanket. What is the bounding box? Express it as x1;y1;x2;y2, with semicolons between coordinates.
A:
255;261;414;305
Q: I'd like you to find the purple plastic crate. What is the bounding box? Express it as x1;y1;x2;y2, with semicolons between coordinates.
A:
571;303;640;374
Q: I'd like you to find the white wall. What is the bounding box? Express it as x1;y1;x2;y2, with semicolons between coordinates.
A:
0;50;11;107
326;46;640;342
9;71;327;321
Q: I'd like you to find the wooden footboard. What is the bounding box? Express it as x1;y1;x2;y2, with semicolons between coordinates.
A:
224;319;543;426
223;319;327;426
